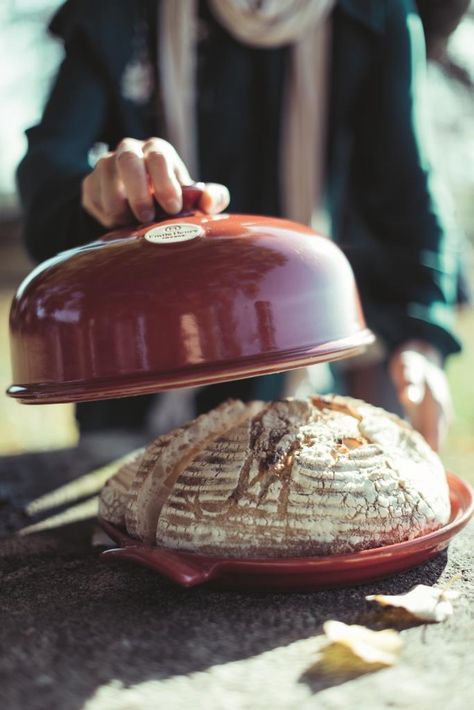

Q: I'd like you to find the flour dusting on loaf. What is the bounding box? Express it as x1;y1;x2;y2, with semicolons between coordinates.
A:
99;396;450;557
98;448;145;526
125;399;264;543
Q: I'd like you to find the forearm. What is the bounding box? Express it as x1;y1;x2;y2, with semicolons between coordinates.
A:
16;6;112;262
18;154;106;261
352;0;462;358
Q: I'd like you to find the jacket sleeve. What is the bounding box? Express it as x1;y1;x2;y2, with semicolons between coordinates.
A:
16;1;110;263
351;0;462;359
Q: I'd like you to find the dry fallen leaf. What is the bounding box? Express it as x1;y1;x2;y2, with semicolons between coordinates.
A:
366;584;460;623
310;621;402;676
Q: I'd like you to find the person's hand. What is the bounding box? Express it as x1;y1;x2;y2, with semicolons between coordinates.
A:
81;137;230;228
389;340;453;451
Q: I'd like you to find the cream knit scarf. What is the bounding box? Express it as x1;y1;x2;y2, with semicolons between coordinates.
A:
159;0;334;225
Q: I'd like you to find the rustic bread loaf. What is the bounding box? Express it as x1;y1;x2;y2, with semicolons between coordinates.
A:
99;396;451;557
98;448;144;526
125;399;265;543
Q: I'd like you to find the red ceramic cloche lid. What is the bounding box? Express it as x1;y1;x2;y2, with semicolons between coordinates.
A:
8;184;374;404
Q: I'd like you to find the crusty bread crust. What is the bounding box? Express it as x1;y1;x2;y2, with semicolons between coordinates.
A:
100;396;451;557
98;449;145;526
124;399;265;543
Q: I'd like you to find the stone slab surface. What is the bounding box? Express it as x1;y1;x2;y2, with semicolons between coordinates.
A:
0;447;473;710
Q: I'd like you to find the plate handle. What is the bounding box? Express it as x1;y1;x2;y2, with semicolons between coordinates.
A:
101;545;218;587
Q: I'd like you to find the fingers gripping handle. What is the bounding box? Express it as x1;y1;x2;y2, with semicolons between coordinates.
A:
153;182;205;222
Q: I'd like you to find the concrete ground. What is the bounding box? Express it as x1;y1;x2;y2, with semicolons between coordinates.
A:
0;445;473;710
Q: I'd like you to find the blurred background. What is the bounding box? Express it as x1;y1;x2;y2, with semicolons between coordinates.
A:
0;0;473;483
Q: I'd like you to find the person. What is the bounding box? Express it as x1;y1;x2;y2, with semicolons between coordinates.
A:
17;0;467;451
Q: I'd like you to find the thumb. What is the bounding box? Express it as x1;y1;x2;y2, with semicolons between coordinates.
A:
400;381;425;408
199;183;230;215
390;351;426;410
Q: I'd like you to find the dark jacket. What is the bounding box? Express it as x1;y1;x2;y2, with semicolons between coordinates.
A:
17;0;462;358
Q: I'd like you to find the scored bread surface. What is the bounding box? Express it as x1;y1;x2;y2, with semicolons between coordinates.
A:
98;448;145;526
99;395;450;557
154;396;450;556
124;399;265;543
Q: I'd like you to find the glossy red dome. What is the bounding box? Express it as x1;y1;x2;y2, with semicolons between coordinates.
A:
8;186;374;404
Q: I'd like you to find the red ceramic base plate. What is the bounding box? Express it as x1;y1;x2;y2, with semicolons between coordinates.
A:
99;472;473;591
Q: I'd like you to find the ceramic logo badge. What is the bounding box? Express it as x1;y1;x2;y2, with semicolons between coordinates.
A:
144;223;204;245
